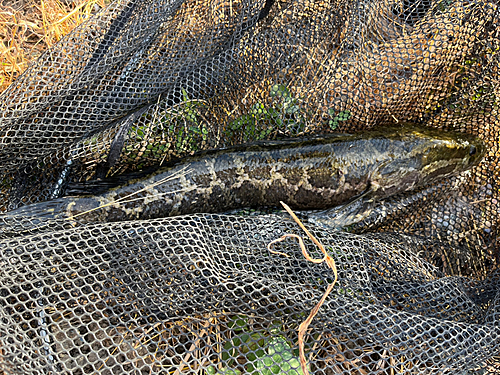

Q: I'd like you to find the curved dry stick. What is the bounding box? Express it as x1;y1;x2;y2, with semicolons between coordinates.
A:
267;201;338;375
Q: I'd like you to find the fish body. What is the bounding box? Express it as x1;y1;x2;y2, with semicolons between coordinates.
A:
2;124;484;225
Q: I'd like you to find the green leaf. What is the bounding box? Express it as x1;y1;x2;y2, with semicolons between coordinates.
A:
284;103;300;115
223;340;233;351
189;126;201;134
240;333;250;345
255;348;266;358
328;109;351;123
258;129;271;140
245;337;306;375
206;366;241;375
270;84;291;99
228;114;255;131
181;89;190;103
251;102;267;115
267;107;279;115
337;110;351;121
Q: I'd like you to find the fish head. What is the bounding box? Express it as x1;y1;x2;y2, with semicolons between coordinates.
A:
370;125;485;197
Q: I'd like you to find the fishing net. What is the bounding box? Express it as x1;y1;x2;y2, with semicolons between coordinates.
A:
0;0;499;373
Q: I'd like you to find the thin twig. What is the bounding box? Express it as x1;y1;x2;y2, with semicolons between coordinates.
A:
66;165;192;220
267;201;338;375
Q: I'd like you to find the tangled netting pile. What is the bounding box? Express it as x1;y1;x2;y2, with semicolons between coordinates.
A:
0;0;500;373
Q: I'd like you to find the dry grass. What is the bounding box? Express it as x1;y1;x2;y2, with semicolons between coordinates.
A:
0;0;110;93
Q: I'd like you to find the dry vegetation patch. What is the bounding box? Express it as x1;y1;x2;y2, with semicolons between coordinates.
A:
0;0;109;93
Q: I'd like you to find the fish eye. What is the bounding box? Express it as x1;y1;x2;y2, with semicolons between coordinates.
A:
469;145;477;155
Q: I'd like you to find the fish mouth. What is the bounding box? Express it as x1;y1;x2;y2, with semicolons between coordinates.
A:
421;159;466;183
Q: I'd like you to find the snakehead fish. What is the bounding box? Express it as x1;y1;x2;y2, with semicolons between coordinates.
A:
2;124;484;225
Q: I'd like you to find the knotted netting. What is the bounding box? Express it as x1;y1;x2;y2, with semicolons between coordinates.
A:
0;0;499;373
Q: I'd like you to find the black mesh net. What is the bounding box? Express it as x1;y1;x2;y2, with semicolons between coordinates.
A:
0;0;499;373
2;215;500;374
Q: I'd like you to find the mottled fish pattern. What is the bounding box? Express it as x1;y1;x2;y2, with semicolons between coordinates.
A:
2;124;484;226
